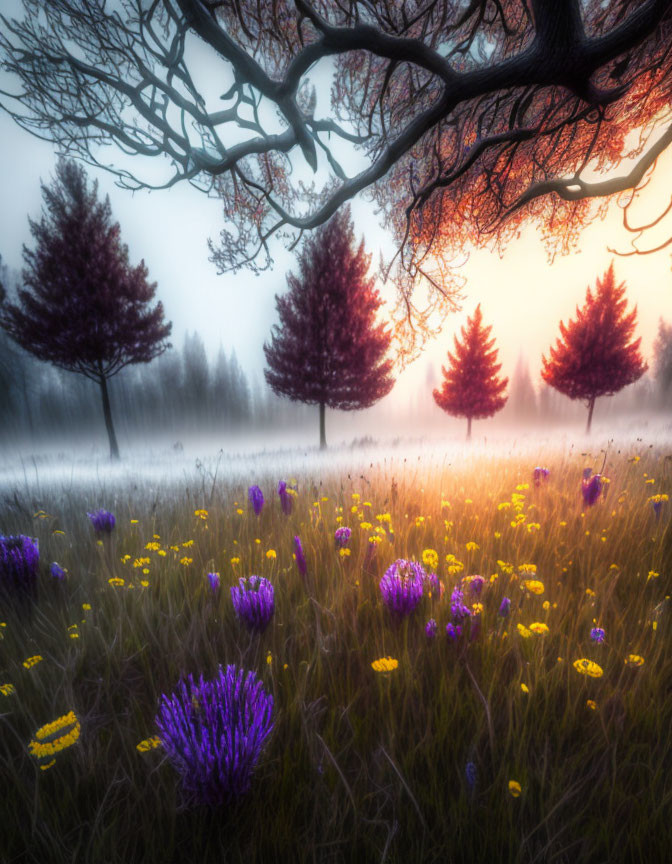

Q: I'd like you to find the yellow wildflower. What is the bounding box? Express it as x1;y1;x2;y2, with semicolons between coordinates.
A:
522;579;544;595
371;657;399;673
136;736;162;752
1;683;16;696
180;557;193;566
520;683;529;694
422;549;439;570
586;700;597;710
572;659;603;678
517;624;532;639
508;780;522;798
182;540;194;548
465;541;479;551
230;557;240;565
266;549;277;560
108;577;125;587
529;622;549;635
145;541;161;551
194;509;209;520
625;654;645;667
28;711;80;761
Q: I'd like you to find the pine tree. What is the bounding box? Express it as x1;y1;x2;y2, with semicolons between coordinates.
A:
433;305;508;439
541;263;647;433
0;159;172;459
652;318;672;409
507;354;537;420
264;207;394;448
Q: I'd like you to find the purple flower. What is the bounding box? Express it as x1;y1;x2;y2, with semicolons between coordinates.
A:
652;499;663;519
582;467;593;480
277;481;293;516
50;562;66;582
87;509;115;533
465;761;477;792
334;527;352;550
155;665;274;805
379;559;425;619
581;474;603;507
248;486;264;517
0;535;39;598
450;586;471;623
425;618;438;639
467;575;485;596
446;622;463;642
230;575;275;633
533;466;550;487
207;571;220;593
590;626;606;644
499;596;511;618
293;535;307;577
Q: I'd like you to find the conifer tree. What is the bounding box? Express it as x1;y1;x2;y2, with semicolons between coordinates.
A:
433;305;508;439
0;159;171;459
541;264;647;433
264;207;394;449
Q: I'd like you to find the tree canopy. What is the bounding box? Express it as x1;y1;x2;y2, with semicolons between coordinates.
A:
1;1;671;354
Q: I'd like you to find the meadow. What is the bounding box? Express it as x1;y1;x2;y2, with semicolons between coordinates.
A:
1;437;671;864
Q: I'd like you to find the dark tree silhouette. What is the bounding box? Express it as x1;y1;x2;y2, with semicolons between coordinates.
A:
264;207;394;448
541;263;647;433
433;305;508;439
0;160;172;460
1;1;671;356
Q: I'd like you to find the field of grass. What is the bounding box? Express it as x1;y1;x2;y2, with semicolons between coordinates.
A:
1;440;671;864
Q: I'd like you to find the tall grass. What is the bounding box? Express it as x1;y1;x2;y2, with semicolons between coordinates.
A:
1;441;671;863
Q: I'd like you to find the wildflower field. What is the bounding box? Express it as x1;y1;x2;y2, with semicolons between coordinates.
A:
1;441;671;864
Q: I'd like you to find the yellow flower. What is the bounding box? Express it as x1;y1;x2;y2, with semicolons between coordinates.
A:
529;622;549;635
472;602;484;615
182;540;194;548
82;603;92;611
465;541;479;551
140;580;149;588
572;659;603;678
518;563;537;576
145;541;161;551
517;624;532;639
136;736;162;752
230;557;240;565
371;657;399;673
142;568;150;575
170;545;180;552
180;557;193;566
625;654;645;667
255;538;261;545
494;531;501;539
520;683;529;694
542;600;550;610
351;493;360;503
67;624;79;639
497;502;511;510
266;651;273;666
508;780;522;798
28;711;80;761
40;759;56;771
194;509;209;520
1;683;16;696
647;570;659;582
130;519;139;524
133;557;150;568
585;588;596;597
236;508;244;515
266;549;277;560
414;516;425;527
360;522;373;531
586;700;597;710
108;577;125;587
521;579;544;595
339;548;351;558
422;549;439;570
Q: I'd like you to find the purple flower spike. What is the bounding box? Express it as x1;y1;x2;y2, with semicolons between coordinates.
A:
652;500;663;519
231;575;275;633
465;761;477;792
581;474;602;507
207;572;221;593
533;466;550;487
450;586;471;623
334;527;352;549
0;535;40;598
499;596;511;618
155;665;274;805
379;559;425;619
590;626;606;644
446;622;462;642
50;562;66;582
87;509;115;533
468;575;485;596
277;481;293;516
293;536;307;577
425;618;438;639
248;486;264;517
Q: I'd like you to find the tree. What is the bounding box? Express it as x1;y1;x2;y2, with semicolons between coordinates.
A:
433;305;508;439
0;159;172;460
541;263;647;433
652;318;672;408
264;207;394;448
2;2;671;356
507;354;538;421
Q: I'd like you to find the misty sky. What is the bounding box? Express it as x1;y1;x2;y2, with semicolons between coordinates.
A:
1;14;671;403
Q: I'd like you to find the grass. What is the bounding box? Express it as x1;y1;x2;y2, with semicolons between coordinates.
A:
1;441;671;863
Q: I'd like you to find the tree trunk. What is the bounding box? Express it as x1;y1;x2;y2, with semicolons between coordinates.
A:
100;375;120;461
467;416;472;440
586;397;596;434
319;402;326;450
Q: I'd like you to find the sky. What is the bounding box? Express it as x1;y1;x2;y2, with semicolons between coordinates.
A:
1;11;671;404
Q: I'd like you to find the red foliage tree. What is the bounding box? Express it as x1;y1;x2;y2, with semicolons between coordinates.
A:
433;305;508;439
541;263;647;432
0;159;172;460
264;208;394;449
